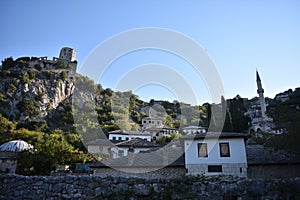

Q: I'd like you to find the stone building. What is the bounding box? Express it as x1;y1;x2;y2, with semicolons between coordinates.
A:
108;130;152;142
141;117;163;129
0;140;33;174
59;47;77;62
110;138;160;159
144;126;179;141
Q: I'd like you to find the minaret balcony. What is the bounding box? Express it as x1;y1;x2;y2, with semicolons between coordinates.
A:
257;89;264;93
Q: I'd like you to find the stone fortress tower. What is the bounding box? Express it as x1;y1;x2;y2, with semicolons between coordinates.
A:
59;47;77;62
23;47;77;72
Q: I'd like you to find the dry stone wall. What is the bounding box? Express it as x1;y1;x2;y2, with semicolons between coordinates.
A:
1;174;300;199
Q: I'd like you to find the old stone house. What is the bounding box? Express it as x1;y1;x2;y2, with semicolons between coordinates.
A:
0;140;33;174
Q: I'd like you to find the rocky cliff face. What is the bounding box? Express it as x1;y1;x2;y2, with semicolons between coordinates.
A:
0;58;76;121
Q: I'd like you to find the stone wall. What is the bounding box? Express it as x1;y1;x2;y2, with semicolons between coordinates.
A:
248;164;300;179
1;174;300;200
0;152;17;174
92;166;186;179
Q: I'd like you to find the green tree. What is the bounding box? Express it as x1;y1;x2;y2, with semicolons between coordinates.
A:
28;69;37;79
20;72;30;84
17;98;40;118
16;120;49;132
60;71;68;80
267;92;300;153
228;96;250;132
1;57;15;70
16;130;92;175
0;114;16;143
10;128;44;146
221;97;233;132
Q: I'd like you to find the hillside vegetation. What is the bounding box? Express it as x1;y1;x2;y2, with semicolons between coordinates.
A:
0;56;299;175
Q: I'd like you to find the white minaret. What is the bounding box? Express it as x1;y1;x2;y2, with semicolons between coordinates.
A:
256;70;267;120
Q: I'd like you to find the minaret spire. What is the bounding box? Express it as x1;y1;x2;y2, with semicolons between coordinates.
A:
256;70;267;120
256;70;261;82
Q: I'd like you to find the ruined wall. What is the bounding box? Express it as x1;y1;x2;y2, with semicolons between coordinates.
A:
1;174;300;200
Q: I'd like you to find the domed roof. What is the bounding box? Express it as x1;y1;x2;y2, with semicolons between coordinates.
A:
0;140;33;152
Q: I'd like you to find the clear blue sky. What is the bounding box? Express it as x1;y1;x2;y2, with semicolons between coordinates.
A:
1;0;299;105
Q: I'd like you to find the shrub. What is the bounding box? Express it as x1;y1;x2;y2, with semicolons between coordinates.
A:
1;57;15;70
16;98;40;118
34;64;42;71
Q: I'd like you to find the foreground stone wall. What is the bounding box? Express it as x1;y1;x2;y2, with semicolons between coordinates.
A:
92;166;186;179
1;174;300;200
248;164;300;179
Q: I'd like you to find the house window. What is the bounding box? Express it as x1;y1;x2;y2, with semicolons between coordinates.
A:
118;150;124;157
208;165;222;172
125;137;129;140
112;136;116;140
197;143;208;157
118;137;122;140
219;143;230;157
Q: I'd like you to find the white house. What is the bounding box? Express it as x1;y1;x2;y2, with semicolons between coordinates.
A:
110;138;160;159
181;132;248;177
144;126;179;141
141;117;163;129
108;130;152;142
182;126;207;135
86;139;115;159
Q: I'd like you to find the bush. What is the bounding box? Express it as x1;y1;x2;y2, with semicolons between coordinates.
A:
1;57;15;70
34;64;42;71
55;61;68;69
28;69;37;79
60;71;68;81
42;71;54;79
20;72;30;84
16;98;40;118
17;60;28;69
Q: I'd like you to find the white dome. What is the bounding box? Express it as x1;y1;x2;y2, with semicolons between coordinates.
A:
0;140;33;152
